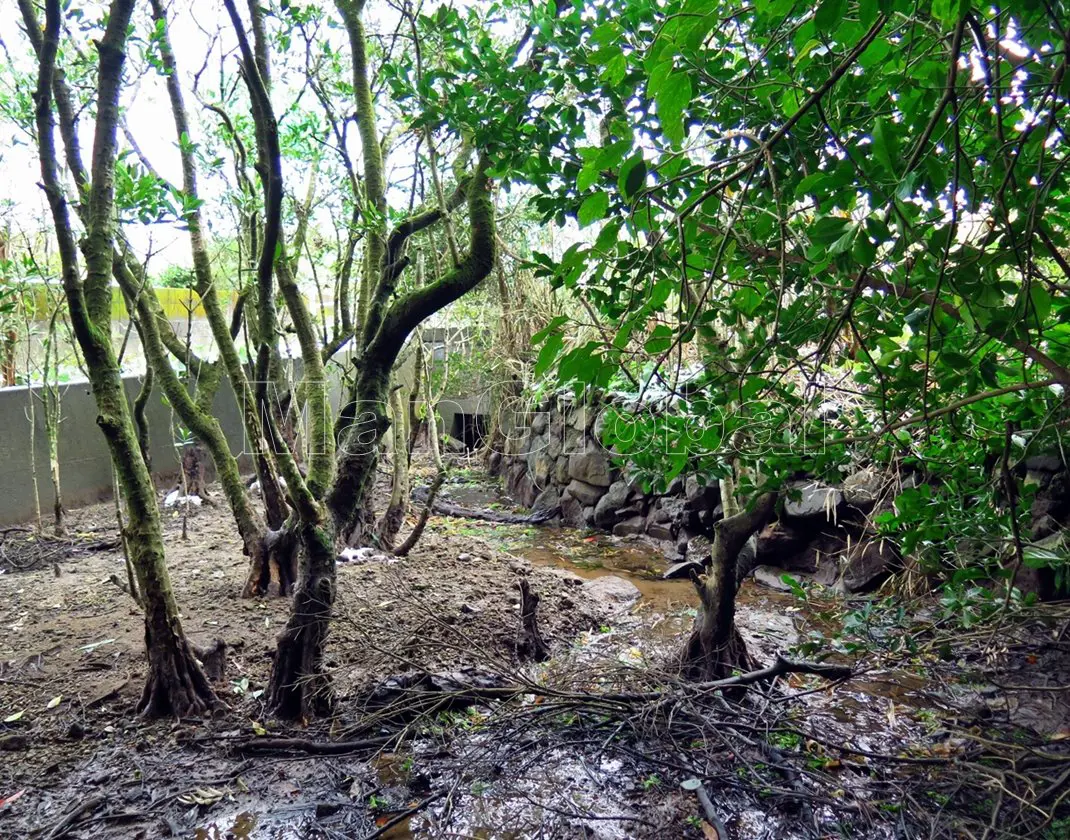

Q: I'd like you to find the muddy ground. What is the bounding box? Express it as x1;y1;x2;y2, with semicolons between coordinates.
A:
1;468;1068;839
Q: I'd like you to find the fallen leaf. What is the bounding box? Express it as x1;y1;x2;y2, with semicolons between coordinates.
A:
251;721;267;736
46;695;62;710
0;789;26;809
701;822;720;839
178;787;227;806
78;639;116;653
3;711;24;723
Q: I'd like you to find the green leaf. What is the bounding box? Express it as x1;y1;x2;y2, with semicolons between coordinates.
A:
578;192;609;227
814;0;846;33
619;156;648;201
871;119;897;174
534;332;564;377
932;0;969;26
577;162;601;192
654;70;692;145
532;315;569;344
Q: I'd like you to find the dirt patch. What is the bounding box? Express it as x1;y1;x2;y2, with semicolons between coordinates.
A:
1;473;1068;839
0;483;627;838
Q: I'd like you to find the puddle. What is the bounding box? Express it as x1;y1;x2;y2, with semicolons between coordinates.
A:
511;527;694;610
194;810;259;840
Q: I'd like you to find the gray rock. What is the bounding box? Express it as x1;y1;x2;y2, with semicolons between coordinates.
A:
612;516;646;537
646;522;674;541
582;506;597;527
530;412;549;435
554;456;570;485
582;575;641;608
684;475;718;510
783;480;843;521
593;480;631;526
752;565;797;592
663;559;704;580
569;404;595;431
532;486;561;513
563;426;585;454
738;534;758;577
1024;454;1064;472
530;451;554;488
842;538;898;592
559;493;585;527
666;475;686;495
568;448;613;486
565;478;606;507
685;534;711;560
842;469;886;510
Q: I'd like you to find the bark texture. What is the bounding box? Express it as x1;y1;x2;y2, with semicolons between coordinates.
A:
27;0;218;717
680;493;777;681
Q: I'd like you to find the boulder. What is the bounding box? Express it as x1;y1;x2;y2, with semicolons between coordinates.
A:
529;450;554;488
685;534;711;560
842;469;886;511
565;479;606;507
532;486;561;514
754;521;812;566
568;448;613;487
665;475;686;496
582;506;597;527
646;521;674;541
842;537;898;592
547;429;563;458
783;480;843;522
506;463;537;507
593;480;631;527
559;492;585;527
569;404;595;431
582;575;641;609
737;534;758;578
612;516;646;537
563;426;585;454
752;565;796;592
684;475;719;511
1023;454;1065;473
554;456;570;485
530;411;549;435
663;559;704;580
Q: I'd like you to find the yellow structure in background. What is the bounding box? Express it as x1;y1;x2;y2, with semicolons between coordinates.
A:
14;282;240;321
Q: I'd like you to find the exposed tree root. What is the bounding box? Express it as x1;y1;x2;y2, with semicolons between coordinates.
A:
137;612;222;718
267;522;337;720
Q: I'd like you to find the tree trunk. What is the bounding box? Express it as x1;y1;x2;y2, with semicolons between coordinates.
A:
27;0;218;718
266;519;336;719
680;493;777;681
377;384;411;549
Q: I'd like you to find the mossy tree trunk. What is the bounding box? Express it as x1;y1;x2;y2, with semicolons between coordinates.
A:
146;0;296;596
28;0;218;717
680;492;777;681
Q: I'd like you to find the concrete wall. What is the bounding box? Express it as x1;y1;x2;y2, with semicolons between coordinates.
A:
0;346;481;526
0;373;251;526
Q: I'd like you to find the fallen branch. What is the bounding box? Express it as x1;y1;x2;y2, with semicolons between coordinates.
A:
235;735;390;755
40;795;105;840
682;778;728;840
360;791;444;840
